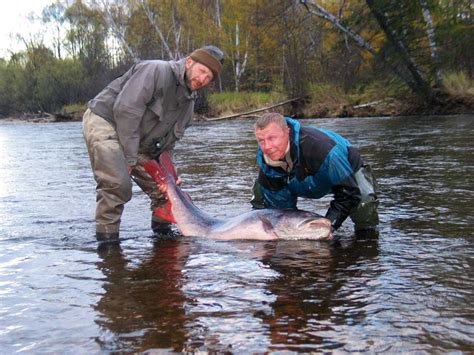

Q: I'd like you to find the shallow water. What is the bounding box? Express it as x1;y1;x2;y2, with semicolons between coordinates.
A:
0;114;472;353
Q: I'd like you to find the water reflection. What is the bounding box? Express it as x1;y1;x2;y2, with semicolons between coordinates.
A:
1;115;473;353
180;240;279;352
259;235;381;352
95;239;190;352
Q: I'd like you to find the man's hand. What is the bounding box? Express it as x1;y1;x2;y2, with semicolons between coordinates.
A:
157;176;182;194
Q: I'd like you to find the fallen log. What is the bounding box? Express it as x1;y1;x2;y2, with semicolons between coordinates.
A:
353;100;385;109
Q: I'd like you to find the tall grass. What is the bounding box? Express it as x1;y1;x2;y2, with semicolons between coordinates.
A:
208;91;285;116
302;83;350;117
63;103;87;114
443;71;474;97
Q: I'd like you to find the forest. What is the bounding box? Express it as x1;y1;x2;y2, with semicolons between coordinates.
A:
0;0;472;119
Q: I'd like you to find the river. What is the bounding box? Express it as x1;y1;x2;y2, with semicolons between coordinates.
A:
0;114;472;353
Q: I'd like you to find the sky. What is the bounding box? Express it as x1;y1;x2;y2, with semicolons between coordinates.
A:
0;0;56;58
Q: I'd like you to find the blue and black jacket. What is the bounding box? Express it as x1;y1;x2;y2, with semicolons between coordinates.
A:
256;117;363;230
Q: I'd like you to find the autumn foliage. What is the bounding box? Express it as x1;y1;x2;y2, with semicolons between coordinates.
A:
0;0;472;117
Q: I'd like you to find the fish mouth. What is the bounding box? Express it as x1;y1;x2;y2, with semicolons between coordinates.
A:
294;218;332;239
297;218;327;229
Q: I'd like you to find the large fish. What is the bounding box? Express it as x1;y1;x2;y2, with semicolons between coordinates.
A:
143;152;332;241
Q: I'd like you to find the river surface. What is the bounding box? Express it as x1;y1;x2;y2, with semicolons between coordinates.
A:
0;114;472;353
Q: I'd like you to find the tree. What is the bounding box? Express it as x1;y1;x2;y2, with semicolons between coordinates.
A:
63;0;111;97
365;0;436;101
140;0;175;59
42;1;67;59
420;0;443;86
301;0;444;101
91;0;139;62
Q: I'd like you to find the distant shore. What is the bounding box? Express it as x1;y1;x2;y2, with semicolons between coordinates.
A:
1;95;472;124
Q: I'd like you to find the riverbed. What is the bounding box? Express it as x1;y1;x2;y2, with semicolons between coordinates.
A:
0;114;472;352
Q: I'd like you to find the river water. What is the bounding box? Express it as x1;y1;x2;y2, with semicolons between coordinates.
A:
0;114;472;353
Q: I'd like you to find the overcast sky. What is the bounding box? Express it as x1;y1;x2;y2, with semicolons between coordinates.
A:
0;1;55;58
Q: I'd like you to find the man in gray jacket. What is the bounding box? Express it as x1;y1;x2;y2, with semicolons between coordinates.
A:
83;45;224;243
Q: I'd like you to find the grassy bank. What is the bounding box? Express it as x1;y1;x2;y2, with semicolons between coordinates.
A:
207;91;286;117
3;72;472;123
207;72;474;119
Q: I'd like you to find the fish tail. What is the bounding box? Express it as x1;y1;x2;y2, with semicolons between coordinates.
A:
143;152;179;224
158;151;178;180
153;202;177;224
143;150;178;185
143;159;169;186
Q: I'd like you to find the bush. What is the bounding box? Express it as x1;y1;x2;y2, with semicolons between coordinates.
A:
442;71;474;97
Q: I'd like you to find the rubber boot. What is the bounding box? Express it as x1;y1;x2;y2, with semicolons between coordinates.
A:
96;231;120;244
151;219;173;236
354;226;379;239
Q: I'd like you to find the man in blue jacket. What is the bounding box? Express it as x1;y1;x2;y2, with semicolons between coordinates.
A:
251;113;379;233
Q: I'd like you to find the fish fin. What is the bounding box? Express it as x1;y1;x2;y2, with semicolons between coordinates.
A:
143;153;180;225
258;215;279;239
153;202;176;224
143;159;168;187
143;151;178;185
158;151;178;180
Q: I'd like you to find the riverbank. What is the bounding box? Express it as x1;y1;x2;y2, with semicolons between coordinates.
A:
0;111;84;123
201;84;474;121
1;91;472;124
302;92;474;119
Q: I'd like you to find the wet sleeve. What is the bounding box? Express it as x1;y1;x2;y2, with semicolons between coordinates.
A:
325;176;361;230
260;184;297;209
256;168;298;209
324;148;361;230
113;62;160;166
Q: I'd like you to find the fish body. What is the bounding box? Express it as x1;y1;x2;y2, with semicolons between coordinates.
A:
144;153;332;241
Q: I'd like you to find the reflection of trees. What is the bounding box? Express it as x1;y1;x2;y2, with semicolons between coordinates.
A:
258;235;380;351
94;239;190;352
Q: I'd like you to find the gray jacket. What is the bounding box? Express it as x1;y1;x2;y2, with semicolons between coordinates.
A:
88;58;196;166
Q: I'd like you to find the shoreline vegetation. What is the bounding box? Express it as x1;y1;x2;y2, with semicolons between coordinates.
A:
2;79;472;124
1;96;471;124
1;1;472;125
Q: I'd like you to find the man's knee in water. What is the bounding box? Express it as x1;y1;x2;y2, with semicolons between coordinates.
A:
250;180;266;209
350;195;379;232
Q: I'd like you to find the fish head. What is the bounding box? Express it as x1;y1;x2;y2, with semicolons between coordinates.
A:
273;212;333;240
295;217;333;240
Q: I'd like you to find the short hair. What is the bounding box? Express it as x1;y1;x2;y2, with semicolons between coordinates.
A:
255;113;288;131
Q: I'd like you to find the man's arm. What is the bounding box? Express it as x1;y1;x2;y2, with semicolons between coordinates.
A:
113;61;161;166
252;170;298;209
325;176;361;230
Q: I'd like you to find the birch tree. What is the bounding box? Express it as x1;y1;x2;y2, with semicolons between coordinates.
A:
365;0;435;100
139;0;174;59
42;1;66;59
230;22;248;92
301;0;436;100
300;0;377;55
420;0;443;86
222;0;251;92
91;0;139;63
